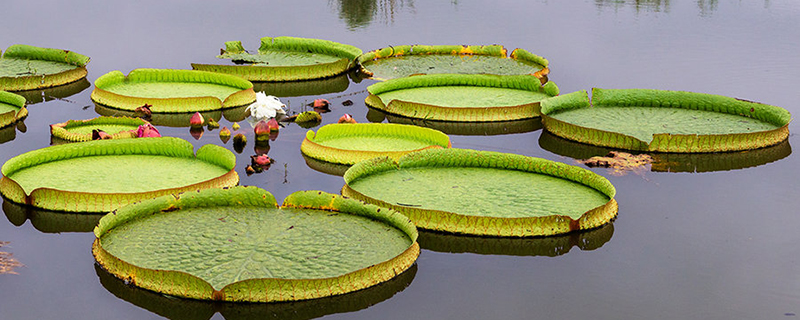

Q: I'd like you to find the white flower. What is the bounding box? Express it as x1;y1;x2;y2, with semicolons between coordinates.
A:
246;92;286;120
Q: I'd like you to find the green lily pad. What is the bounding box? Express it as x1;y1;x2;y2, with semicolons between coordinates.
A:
95;262;416;320
91;69;256;113
0;45;90;91
418;222;614;256
357;44;549;81
301;123;451;165
540;88;792;152
92;187;419;302
366;74;559;122
192;37;363;81
342;148;617;237
50;116;148;142
0;91;27;129
0;137;238;212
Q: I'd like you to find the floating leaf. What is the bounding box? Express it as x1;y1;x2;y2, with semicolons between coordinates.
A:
343;148;617;237
192;37;362;81
357;44;548;80
302;123;451;165
91;69;256;113
0;91;27;129
366;74;557;122
0;44;90;91
50;116;148;142
540;89;791;152
92;187;418;302
0;137;238;212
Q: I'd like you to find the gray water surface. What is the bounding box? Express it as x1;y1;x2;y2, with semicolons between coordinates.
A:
2;1;800;319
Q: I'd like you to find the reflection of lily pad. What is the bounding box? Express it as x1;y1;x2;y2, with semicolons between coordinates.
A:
540;89;791;152
95;262;416;320
0;91;27;129
91;69;255;113
252;72;350;97
419;222;614;256
366;74;558;122
0;124;17;144
302;153;351;177
0;137;238;212
301;123;451;165
92;187;418;302
357;44;549;81
380;110;543;136
94;103;249;127
50;116;148;142
192;37;362;81
0;45;90;91
540;130;792;172
342;148;617;237
12;78;90;105
2;198;103;233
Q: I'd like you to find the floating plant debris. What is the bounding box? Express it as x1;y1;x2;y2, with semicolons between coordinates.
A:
92;187;418;302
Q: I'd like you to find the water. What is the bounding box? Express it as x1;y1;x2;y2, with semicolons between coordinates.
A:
2;1;800;319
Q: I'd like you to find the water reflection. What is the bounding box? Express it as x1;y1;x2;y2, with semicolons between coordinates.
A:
373;108;543;136
594;0;670;13
11;78;91;106
253;73;350;97
331;0;416;30
419;223;614;256
539;131;792;173
95;263;417;320
3;198;103;233
0;124;18;144
94;104;250;127
303;153;351;176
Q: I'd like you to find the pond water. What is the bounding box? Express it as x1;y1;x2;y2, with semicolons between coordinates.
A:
2;0;800;319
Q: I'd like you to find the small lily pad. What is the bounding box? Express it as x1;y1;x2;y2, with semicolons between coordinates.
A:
301;123;451;165
357;44;549;81
192;37;363;81
92;187;419;302
0;137;238;212
91;69;256;113
540;88;792;152
0;91;27;129
0;45;90;91
366;74;559;122
50;116;148;142
342;148;617;237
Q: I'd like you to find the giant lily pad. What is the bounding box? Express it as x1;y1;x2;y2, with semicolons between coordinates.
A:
540;89;792;153
301;123;451;165
357;44;549;81
0;137;238;212
92;187;419;302
91;69;256;113
192;37;363;81
50;116;149;142
0;91;27;129
0;45;90;91
342;148;617;237
366;74;559;122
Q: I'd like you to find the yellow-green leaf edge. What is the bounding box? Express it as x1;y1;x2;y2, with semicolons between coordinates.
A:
540;88;792;153
365;74;559;122
356;44;550;79
0;91;28;128
0;44;90;91
50;116;148;142
191;36;363;81
92;187;419;302
342;148;618;237
0;137;239;212
91;68;256;113
301;123;452;165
